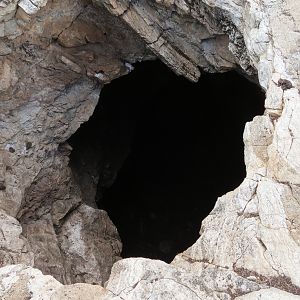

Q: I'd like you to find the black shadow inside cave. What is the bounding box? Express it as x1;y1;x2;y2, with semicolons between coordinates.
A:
68;60;265;263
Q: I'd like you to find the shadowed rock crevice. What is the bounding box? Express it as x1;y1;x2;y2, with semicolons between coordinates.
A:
68;59;265;262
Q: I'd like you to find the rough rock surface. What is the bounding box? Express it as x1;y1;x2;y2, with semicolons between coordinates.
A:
0;0;300;299
0;264;116;299
0;0;150;286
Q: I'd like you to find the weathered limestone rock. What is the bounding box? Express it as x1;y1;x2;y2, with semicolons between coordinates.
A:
105;258;264;299
58;204;122;284
0;0;300;299
92;0;300;297
0;210;33;266
0;264;116;299
236;289;300;300
98;0;240;81
18;0;48;15
0;0;150;286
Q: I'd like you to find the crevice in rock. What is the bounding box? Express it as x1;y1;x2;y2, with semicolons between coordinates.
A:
68;59;265;263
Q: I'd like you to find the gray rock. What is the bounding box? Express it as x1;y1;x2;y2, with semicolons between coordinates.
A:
0;0;300;299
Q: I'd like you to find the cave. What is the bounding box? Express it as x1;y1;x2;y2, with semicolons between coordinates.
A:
68;60;265;263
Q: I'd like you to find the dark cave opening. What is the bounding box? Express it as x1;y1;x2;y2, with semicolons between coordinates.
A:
68;60;265;263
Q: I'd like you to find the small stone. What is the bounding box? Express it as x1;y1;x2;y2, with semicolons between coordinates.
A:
25;141;32;150
0;1;11;8
18;0;48;15
60;55;82;73
0;23;5;38
278;79;293;90
124;62;134;73
8;146;15;153
4;19;22;37
0;181;6;190
0;41;11;55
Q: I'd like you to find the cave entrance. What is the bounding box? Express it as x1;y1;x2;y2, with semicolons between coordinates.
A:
68;60;265;263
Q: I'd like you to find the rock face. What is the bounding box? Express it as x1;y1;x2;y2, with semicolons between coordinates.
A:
0;0;300;299
0;0;150;286
0;264;113;299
